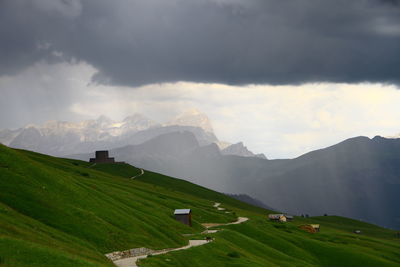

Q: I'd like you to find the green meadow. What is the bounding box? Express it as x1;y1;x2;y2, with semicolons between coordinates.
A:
0;144;399;266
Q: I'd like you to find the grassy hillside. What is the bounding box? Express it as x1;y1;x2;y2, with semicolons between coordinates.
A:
139;215;400;267
1;144;400;266
0;145;239;266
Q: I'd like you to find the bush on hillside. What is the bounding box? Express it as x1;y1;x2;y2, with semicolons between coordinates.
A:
227;251;240;258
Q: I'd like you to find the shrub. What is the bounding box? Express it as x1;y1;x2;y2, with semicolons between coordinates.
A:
227;251;240;258
79;172;90;177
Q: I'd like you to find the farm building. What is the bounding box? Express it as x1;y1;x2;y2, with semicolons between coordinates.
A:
174;209;192;226
89;151;115;163
299;224;320;233
310;224;320;232
268;214;292;222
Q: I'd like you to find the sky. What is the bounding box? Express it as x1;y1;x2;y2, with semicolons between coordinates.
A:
1;0;400;158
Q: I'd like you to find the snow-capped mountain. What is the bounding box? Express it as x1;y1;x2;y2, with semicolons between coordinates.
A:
167;109;214;133
1;110;266;159
1;114;159;155
110;114;160;136
39;117;113;142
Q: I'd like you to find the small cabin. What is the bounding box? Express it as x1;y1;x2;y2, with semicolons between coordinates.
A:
268;214;288;222
174;209;192;226
310;224;320;232
299;224;320;233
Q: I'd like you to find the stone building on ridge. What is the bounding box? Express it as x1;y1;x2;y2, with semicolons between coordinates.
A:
89;151;115;163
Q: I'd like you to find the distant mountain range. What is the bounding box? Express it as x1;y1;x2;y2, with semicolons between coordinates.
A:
0;109;266;159
72;133;400;230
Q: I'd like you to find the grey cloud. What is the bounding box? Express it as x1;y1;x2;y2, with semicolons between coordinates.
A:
1;0;400;86
0;61;93;129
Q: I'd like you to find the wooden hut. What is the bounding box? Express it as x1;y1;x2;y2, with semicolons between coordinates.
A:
299;224;320;233
268;214;287;222
310;224;320;232
174;209;192;226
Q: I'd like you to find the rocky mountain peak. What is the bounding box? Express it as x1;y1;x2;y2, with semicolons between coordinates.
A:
123;113;155;124
121;113;159;132
168;109;214;133
222;142;267;159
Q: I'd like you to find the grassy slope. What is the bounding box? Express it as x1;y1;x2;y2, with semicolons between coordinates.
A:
90;163;142;179
0;145;239;266
0;144;399;266
135;177;400;267
139;217;400;267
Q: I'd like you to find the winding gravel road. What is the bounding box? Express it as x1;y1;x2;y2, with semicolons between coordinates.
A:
131;169;144;179
109;199;249;266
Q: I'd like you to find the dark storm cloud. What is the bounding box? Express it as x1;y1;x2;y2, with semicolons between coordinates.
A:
379;0;400;5
1;0;400;86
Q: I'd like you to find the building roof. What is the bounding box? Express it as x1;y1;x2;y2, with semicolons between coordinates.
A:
268;214;285;218
268;214;287;220
174;209;191;215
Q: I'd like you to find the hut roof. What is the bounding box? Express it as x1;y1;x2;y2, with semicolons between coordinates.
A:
268;214;285;219
174;209;191;215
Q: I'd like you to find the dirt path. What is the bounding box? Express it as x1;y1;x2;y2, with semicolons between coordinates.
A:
131;168;144;179
108;202;249;267
213;202;226;211
113;240;209;267
227;216;249;225
202;203;248;229
88;163;97;168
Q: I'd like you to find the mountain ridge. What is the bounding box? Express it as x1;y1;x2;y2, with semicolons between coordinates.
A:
0;110;263;159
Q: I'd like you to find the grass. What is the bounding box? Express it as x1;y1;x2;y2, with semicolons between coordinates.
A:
0;144;399;266
91;163;142;178
139;216;400;266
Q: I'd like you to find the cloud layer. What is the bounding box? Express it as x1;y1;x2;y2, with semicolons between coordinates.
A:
1;0;400;86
